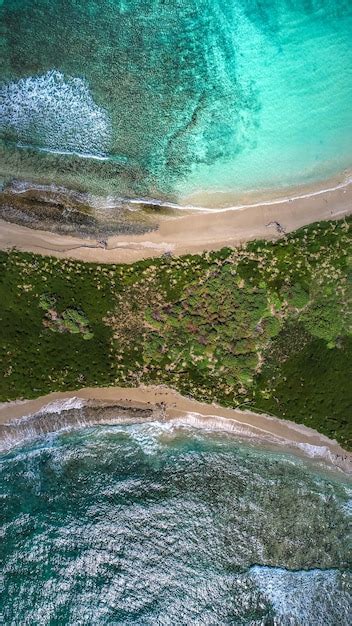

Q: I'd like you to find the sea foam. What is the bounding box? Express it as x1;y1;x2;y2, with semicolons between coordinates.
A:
0;70;111;156
250;566;351;625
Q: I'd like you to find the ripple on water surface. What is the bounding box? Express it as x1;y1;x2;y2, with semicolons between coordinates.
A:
1;420;351;624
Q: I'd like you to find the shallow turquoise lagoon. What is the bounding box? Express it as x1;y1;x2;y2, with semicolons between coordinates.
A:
1;420;352;624
1;1;352;203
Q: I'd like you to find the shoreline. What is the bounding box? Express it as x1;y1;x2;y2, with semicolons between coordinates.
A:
1;385;351;475
1;172;351;264
179;169;352;210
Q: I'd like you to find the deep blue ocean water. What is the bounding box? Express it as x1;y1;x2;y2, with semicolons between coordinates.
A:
1;420;351;625
1;1;352;203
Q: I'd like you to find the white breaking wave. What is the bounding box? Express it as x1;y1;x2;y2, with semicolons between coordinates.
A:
37;397;86;416
250;566;351;625
5;397;86;429
167;412;352;474
125;421;170;456
2;404;350;473
293;442;336;463
0;397;87;452
171;411;261;439
0;70;111;156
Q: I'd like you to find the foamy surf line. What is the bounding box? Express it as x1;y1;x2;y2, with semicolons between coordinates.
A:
14;142;111;162
4;171;352;216
127;173;352;214
0;397;87;451
0;390;351;475
15;397;87;421
0;396;160;452
168;412;352;474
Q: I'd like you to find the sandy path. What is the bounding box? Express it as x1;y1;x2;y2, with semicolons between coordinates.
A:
0;174;351;264
1;385;351;474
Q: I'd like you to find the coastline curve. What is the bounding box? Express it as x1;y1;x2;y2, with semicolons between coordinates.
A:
1;385;351;475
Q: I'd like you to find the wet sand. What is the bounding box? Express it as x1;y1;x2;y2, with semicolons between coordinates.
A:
1;385;351;475
0;172;351;264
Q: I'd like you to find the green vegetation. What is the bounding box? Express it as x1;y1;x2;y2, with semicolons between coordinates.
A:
0;218;351;448
39;294;94;339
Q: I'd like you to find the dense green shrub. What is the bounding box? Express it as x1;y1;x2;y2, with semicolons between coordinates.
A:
0;217;351;448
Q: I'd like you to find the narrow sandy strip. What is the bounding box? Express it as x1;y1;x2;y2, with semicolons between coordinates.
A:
1;174;351;264
1;385;351;475
180;170;352;210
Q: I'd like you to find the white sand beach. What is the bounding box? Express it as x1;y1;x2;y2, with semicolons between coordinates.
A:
0;172;351;264
1;385;351;475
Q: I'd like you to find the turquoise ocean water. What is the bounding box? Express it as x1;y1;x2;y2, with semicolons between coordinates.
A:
1;416;351;624
1;1;352;204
